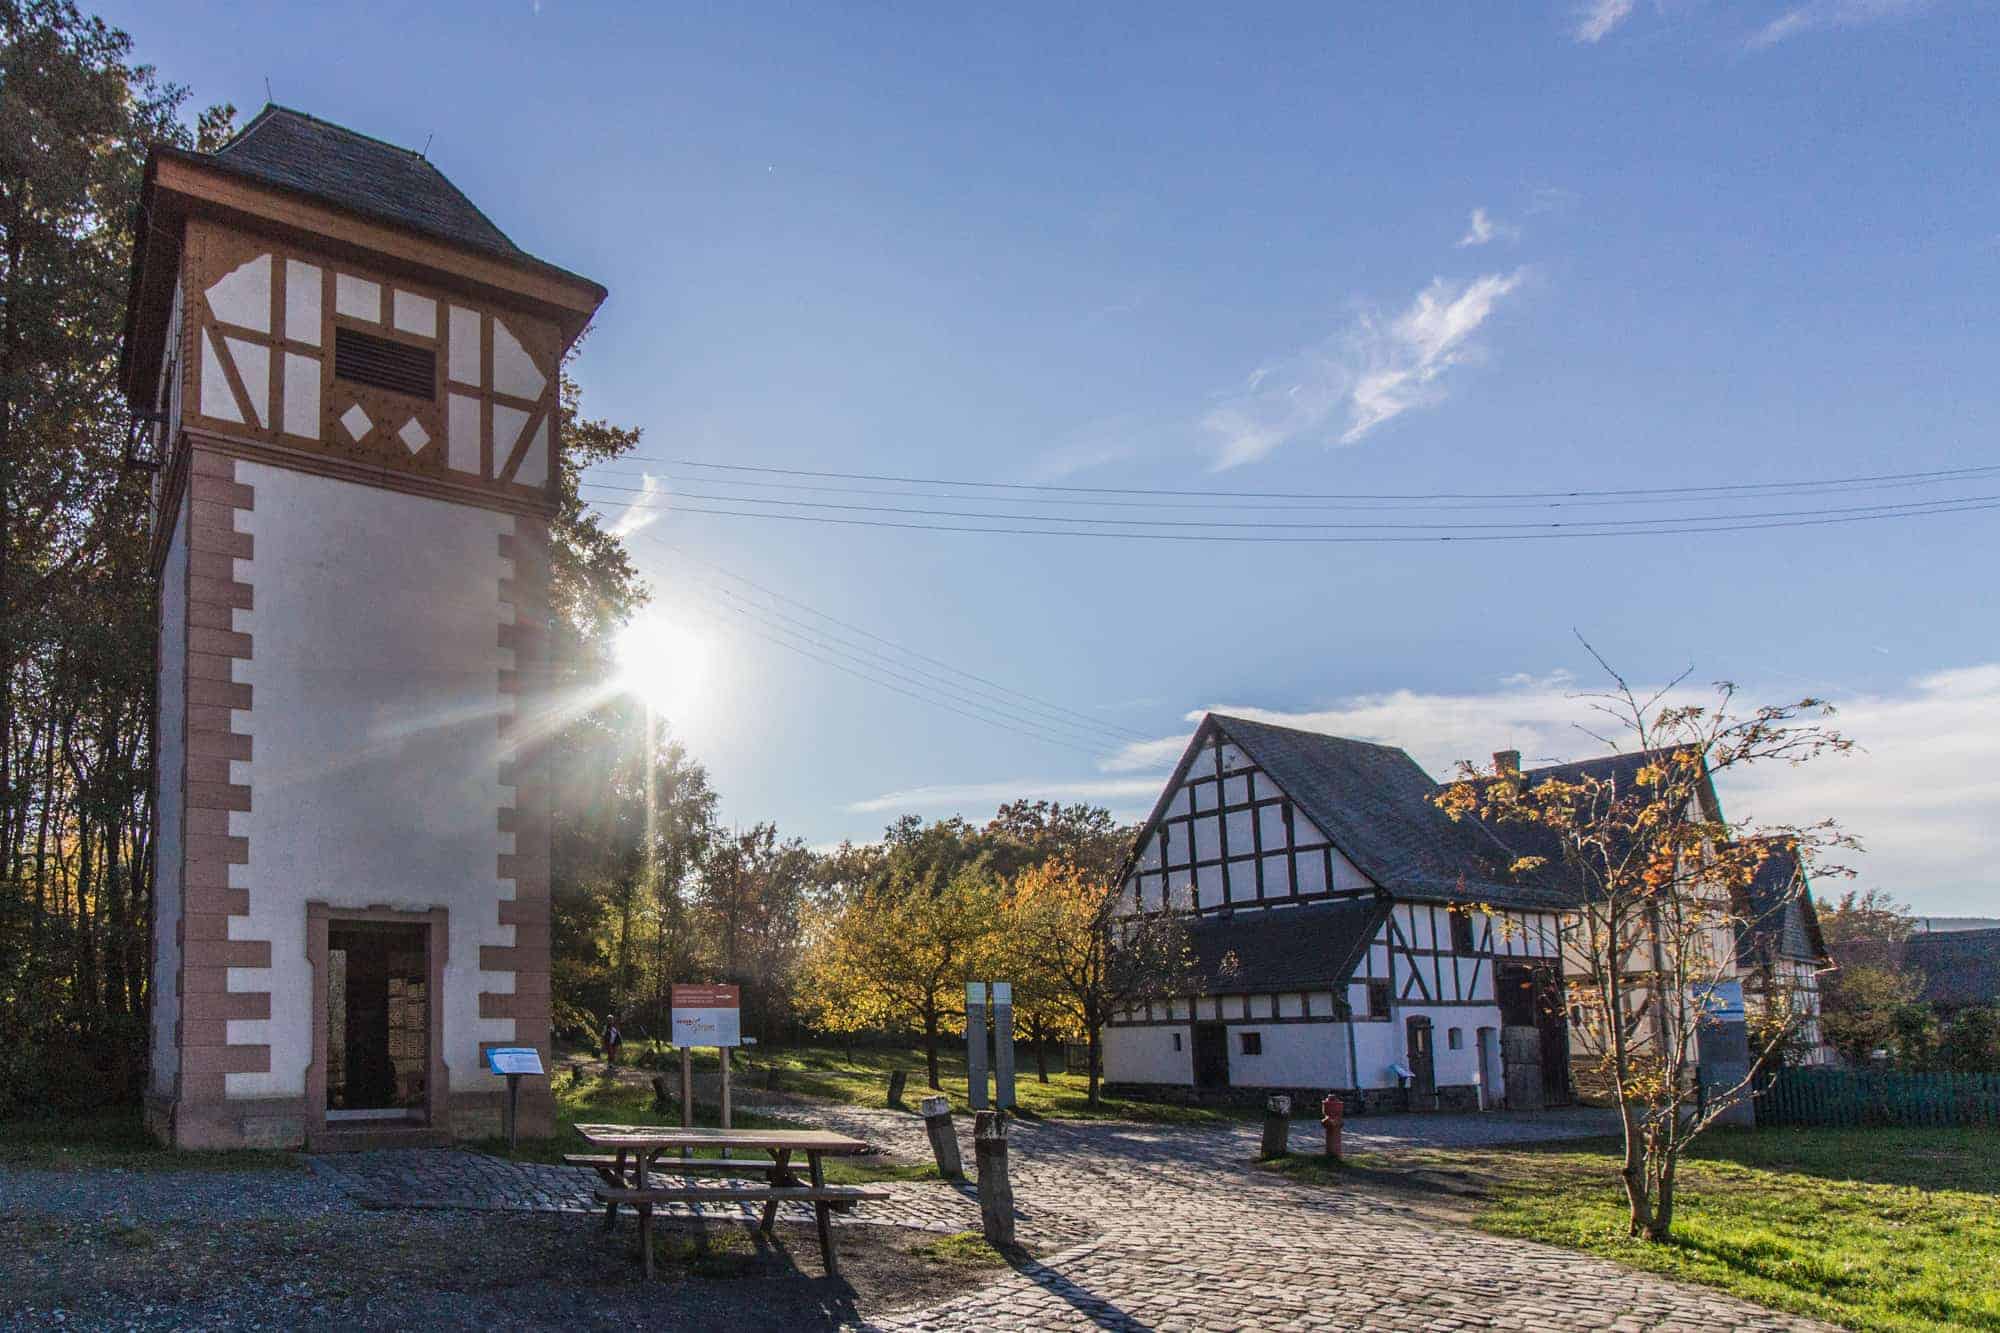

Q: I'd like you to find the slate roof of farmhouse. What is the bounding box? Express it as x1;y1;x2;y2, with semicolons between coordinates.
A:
1831;927;2000;1013
1186;898;1392;995
1735;838;1830;965
1205;715;1578;913
171;105;529;262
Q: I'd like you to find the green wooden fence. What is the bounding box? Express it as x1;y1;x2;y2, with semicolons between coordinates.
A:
1758;1068;2000;1128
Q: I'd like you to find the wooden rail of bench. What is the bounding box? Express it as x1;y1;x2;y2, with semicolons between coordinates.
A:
592;1183;891;1278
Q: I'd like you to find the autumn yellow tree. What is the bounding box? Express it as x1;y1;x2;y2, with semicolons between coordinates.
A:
797;870;1004;1090
1005;858;1197;1107
1435;656;1852;1244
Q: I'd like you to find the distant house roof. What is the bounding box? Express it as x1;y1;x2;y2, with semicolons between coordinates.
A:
173;105;526;260
1204;715;1576;912
1831;927;2000;1012
1185;898;1391;996
1734;838;1830;966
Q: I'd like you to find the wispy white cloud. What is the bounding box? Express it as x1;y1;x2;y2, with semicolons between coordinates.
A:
1746;0;1932;49
606;472;668;538
847;776;1168;815
1200;269;1528;469
1025;414;1148;483
1100;664;2000;916
1574;0;1638;42
1457;207;1519;249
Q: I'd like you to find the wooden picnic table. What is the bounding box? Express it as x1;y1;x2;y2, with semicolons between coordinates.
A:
570;1123;882;1278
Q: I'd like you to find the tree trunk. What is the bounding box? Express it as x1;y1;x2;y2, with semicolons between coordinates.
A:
1035;1033;1049;1083
1644;1157;1678;1242
1086;1026;1103;1107
923;1008;942;1091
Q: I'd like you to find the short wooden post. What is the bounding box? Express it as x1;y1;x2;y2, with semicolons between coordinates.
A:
650;1074;672;1114
920;1094;964;1179
720;1045;732;1159
763;1063;781;1092
974;1110;1014;1248
887;1068;909;1109
1260;1094;1292;1158
680;1045;694;1161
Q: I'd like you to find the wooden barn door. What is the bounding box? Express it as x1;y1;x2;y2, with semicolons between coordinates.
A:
1406;1016;1436;1099
1192;1022;1230;1089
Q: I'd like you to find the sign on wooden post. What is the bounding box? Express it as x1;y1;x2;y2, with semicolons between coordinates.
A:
672;983;742;1155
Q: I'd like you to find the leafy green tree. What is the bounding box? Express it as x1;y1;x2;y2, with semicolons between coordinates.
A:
1820;962;1924;1066
1939;1006;2000;1074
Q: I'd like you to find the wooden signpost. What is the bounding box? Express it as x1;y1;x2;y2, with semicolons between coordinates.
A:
485;1045;545;1151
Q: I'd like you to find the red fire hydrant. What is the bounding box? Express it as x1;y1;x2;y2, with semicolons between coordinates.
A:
1320;1093;1345;1160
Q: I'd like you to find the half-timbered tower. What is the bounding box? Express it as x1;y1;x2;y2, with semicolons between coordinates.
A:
1103;715;1576;1112
120;107;605;1148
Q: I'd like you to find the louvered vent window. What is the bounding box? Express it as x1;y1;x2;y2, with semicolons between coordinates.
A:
334;328;435;400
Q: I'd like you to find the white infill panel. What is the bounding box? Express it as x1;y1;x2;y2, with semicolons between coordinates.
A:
447;394;480;473
285;260;321;344
513;416;550;487
223;337;270;427
199;330;242;423
447;306;481;385
492;404;529;470
393;291;438;338
491;319;545;400
205;254;271;332
335;274;381;322
282;353;319;439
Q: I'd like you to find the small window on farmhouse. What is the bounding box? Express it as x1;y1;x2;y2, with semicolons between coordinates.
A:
1450;911;1476;955
1171;1031;1182;1052
1367;979;1392;1019
334;327;436;400
1239;1031;1262;1056
1447;1027;1463;1050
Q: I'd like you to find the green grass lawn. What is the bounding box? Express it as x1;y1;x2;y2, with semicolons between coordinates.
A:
611;1039;1236;1125
1282;1127;2000;1333
0;1111;300;1172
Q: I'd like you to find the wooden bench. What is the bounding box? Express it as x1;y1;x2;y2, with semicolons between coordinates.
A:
592;1183;891;1277
563;1153;766;1182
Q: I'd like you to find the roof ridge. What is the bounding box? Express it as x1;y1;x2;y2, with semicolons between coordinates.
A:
1209;712;1414;756
219;103;429;162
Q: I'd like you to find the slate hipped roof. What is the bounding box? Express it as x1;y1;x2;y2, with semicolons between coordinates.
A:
1205;714;1576;912
152;105;599;288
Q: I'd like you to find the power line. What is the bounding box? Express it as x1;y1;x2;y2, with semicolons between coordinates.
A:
585;463;2000;512
592;494;2000;543
670;585;1111;757
631;533;1153;746
626;455;2000;503
584;484;2000;538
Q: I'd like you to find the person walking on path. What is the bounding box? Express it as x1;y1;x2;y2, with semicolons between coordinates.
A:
604;1018;624;1066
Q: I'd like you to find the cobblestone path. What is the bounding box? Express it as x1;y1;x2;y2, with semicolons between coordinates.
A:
313;1105;1835;1332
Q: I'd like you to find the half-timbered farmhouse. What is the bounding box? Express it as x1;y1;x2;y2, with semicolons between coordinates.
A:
1103;715;1576;1112
1735;838;1834;1065
123;107;605;1148
1103;714;1832;1110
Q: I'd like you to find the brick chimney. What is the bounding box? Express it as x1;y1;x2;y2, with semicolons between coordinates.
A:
1493;749;1521;777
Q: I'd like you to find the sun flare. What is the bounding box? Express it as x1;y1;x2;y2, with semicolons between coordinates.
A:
613;615;709;718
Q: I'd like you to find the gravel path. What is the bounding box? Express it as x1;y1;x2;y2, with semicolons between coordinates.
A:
0;1162;351;1224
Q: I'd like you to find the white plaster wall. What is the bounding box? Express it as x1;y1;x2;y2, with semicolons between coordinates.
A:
224;463;516;1099
1103;1025;1192;1085
1349;1019;1402;1087
1226;1021;1350;1089
149;494;189;1096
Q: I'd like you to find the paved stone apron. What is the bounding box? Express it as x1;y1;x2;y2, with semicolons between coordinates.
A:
311;1105;1835;1332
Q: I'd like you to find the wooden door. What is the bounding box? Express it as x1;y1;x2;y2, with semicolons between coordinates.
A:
1406;1016;1436;1097
1192;1022;1230;1089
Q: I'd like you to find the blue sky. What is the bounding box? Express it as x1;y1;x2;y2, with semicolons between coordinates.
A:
118;2;1998;913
